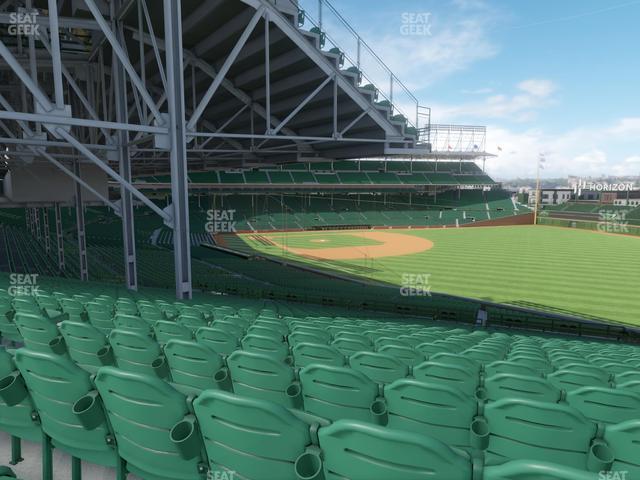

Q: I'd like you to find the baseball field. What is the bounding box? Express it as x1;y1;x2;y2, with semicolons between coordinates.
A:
233;225;640;326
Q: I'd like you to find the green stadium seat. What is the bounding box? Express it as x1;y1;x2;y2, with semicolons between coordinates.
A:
483;374;562;403
349;352;409;385
0;303;22;344
331;337;372;355
164;339;226;393
559;363;611;383
252;319;289;336
602;420;640;477
413;360;480;396
59;298;86;323
615;371;640;385
299;364;382;423
226;351;301;408
176;314;208;334
153;320;192;345
547;369;610;393
195;326;240;356
14;350;120;477
193;390;321;480
106;329;164;377
94;367;206;480
292;343;345;368
58;321;108;373
210;319;244;339
480;398;608;471
112;313;152;336
13;313;61;353
0;347;41;464
378;345;425;367
430;352;481;374
385;379;478;450
507;355;553;375
485;361;541;378
318;419;472;480
241;334;289;361
246;324;285;342
566;387;640;425
86;306;114;335
482;460;600;479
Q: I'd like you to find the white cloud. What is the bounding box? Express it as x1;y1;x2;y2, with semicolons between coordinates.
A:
485;119;640;179
461;87;494;95
607;118;640;136
431;78;557;123
517;79;557;98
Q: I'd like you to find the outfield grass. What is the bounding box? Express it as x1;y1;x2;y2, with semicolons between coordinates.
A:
238;226;640;326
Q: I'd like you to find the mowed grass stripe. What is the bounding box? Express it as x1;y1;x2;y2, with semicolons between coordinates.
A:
238;226;640;325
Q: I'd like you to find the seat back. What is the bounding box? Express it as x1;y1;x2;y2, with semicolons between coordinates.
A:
13;313;59;352
226;351;298;407
385;379;477;449
108;329;162;376
547;369;609;393
195;327;240;356
483;460;601;479
0;347;40;442
483;399;597;469
14;349;117;467
318;420;472;480
193;390;315;480
94;367;204;480
241;334;289;361
484;374;562;403
378;345;425;367
349;351;409;385
58;321;107;373
112;314;152;335
485;361;541;378
164;340;224;392
603;420;640;477
153;320;192;345
566;387;640;425
299;364;379;422
413;361;480;396
292;343;345;368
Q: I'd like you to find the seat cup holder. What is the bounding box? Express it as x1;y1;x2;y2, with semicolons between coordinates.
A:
213;367;232;391
97;345;115;366
72;391;105;430
587;442;614;472
0;372;28;407
170;416;201;460
294;450;324;480
286;382;303;409
48;336;67;355
370;399;388;425
470;418;490;450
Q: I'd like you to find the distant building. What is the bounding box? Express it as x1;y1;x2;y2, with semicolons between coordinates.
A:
530;188;573;206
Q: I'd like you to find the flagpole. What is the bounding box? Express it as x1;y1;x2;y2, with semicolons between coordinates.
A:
534;154;543;225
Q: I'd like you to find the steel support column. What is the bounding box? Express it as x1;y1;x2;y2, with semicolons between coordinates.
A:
54;203;65;272
43;207;51;255
73;161;88;281
34;208;42;241
164;0;192;299
113;0;137;291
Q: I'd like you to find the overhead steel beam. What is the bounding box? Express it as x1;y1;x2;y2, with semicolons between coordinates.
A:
43;207;51;255
187;6;265;131
83;0;164;125
47;0;65;109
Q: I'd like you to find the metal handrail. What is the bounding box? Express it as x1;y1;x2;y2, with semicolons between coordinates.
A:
281;0;425;130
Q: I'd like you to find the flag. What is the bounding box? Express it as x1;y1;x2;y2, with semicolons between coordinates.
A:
497;146;503;151
473;144;479;151
447;145;452;151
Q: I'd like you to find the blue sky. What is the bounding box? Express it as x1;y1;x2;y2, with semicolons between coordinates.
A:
299;0;640;179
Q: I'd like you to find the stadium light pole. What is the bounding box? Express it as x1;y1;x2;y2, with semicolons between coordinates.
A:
534;153;545;225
